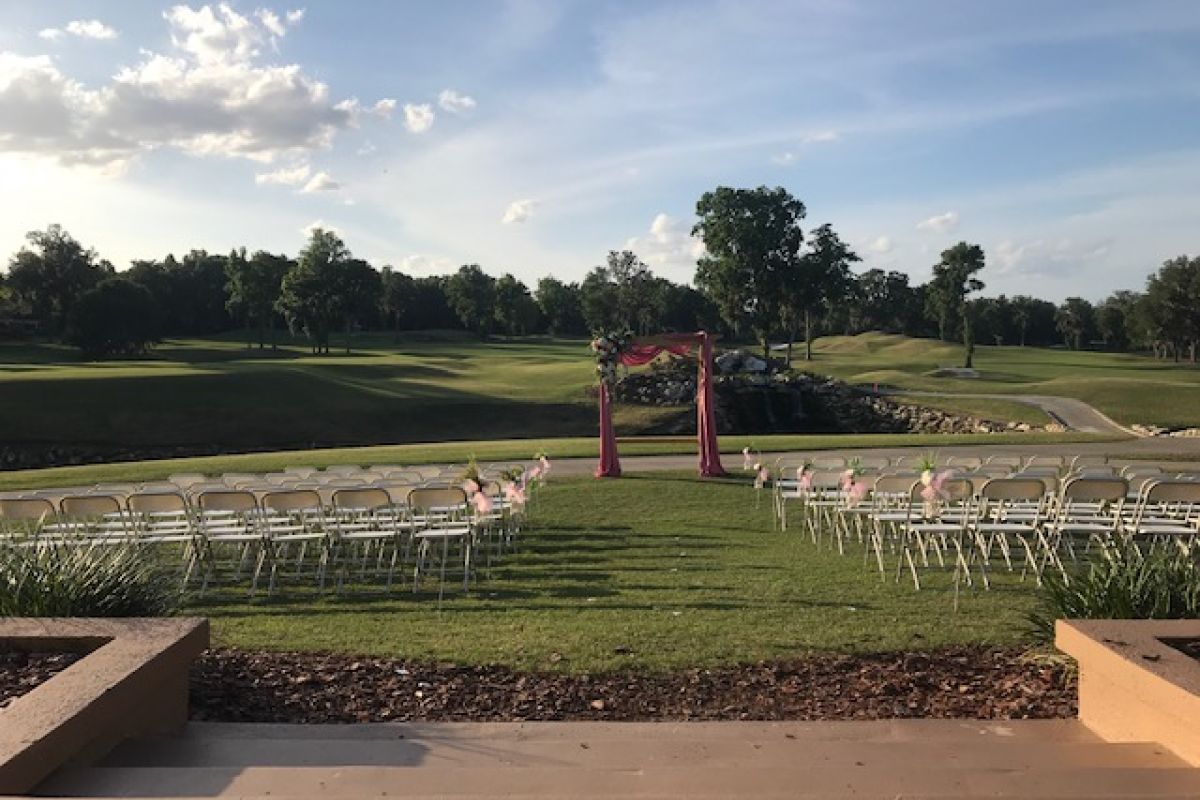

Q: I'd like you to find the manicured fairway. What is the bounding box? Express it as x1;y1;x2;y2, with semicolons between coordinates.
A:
195;473;1043;672
808;333;1200;429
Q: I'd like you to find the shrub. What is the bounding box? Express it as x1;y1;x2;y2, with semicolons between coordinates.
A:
0;542;180;617
1029;545;1200;640
67;277;161;357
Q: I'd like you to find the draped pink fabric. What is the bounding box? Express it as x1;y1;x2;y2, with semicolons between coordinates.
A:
594;380;622;478
595;331;727;478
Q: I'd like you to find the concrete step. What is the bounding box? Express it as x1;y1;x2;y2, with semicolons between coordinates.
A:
173;719;1104;744
34;764;1200;798
99;736;1181;772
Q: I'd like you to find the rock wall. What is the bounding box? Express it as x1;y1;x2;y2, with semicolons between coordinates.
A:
612;352;1047;436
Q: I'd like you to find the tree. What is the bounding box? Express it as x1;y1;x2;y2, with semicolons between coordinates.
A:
66;278;160;357
535;277;586;336
579;251;664;335
781;223;859;362
1141;255;1200;362
276;228;353;354
1055;297;1095;351
225;249;291;348
340;258;383;351
1095;290;1140;351
493;274;541;335
445;264;497;336
6;225;110;334
409;276;460;330
380;268;418;338
926;242;986;367
693;186;807;359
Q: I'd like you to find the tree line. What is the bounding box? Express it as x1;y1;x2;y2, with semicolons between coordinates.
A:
1;187;1196;362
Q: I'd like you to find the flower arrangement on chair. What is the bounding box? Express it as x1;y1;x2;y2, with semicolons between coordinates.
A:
590;330;633;386
841;457;869;507
918;453;950;518
459;457;494;515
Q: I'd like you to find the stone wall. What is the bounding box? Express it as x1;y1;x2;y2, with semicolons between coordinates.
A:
612;352;1046;436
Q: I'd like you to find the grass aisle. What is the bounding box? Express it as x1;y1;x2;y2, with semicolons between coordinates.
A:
199;473;1041;672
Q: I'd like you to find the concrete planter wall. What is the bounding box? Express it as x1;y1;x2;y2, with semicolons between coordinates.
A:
1057;619;1200;766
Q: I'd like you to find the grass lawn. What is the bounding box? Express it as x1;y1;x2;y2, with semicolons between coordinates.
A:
805;333;1200;428
0;430;1112;491
0;330;1171;459
196;472;1042;672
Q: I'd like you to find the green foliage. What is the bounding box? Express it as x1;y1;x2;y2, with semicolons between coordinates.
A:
1029;546;1200;641
1055;297;1095;351
493;273;542;335
66;277;160;357
445;264;497;336
276;228;355;353
925;242;986;343
1141;254;1200;362
0;541;180;617
225;249;291;348
535;277;586;335
693;186;807;356
783;222;860;360
6;224;110;334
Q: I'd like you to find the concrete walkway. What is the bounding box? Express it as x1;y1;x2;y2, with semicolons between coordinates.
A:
39;719;1200;798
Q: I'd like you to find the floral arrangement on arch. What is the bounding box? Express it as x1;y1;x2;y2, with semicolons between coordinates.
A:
590;330;633;386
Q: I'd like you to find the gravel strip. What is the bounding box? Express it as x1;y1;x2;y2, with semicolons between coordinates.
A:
191;647;1075;723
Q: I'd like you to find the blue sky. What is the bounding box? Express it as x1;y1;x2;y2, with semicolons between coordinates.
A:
1;0;1198;300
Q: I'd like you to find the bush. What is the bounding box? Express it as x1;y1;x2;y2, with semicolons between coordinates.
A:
67;277;160;357
0;541;180;617
1029;545;1200;640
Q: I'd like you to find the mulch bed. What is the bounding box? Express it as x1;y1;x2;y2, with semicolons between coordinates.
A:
0;651;83;709
190;646;1076;723
1167;638;1200;664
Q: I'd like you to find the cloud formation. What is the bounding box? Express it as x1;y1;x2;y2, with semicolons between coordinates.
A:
624;212;705;278
868;235;893;254
301;170;339;192
1;4;379;170
39;19;118;41
438;89;476;113
254;163;310;185
403;103;435;133
501;198;535;224
916;211;960;234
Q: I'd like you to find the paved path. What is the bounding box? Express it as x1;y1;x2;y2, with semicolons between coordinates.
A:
552;435;1200;477
876;390;1133;436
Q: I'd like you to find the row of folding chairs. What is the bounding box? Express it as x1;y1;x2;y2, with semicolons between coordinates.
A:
775;453;1117;474
774;472;1200;606
0;484;527;602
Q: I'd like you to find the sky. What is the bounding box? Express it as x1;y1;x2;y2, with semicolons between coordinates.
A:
0;0;1198;301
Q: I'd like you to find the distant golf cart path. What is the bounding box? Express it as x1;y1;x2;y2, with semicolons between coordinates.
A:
875;389;1134;436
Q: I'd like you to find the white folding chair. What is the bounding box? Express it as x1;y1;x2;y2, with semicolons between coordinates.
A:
407;486;473;602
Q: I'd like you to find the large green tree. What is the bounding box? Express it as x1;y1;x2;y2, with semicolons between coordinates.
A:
66;277;160;357
535;277;585;336
926;242;986;367
6;225;110;334
782;223;859;362
276;228;354;354
1055;297;1095;351
1141;255;1200;362
693;186;806;359
493;274;542;335
445;264;497;337
380;267;418;338
225;249;291;349
579;251;664;335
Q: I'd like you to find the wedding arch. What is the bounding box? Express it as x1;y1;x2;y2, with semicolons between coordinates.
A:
593;331;726;478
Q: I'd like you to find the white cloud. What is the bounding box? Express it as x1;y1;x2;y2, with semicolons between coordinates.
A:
501;198;536;224
437;89;476;114
0;5;388;169
285;9;305;24
403;103;435;133
993;237;1112;276
395;253;455;275
256;9;286;37
771;151;797;166
254;162;310;185
301;170;339;192
372;98;397;118
301;218;338;237
868;235;893;254
916;210;960;234
38;19;119;41
801;129;839;144
624;212;705;280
